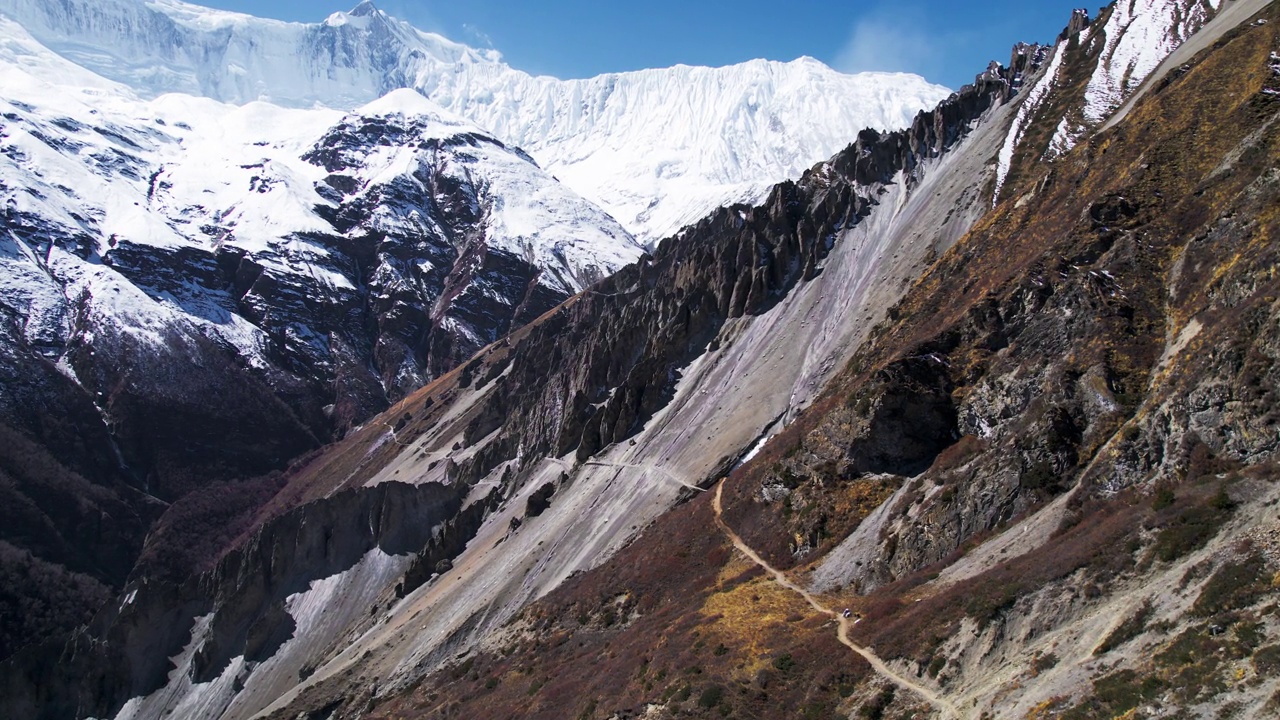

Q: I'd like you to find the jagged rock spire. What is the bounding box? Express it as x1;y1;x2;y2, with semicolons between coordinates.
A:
1061;8;1092;39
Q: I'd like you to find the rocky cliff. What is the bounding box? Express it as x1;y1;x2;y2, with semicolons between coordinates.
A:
0;17;640;662
7;1;1275;719
2;479;480;720
356;2;1280;718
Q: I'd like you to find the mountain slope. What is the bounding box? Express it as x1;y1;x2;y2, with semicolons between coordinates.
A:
0;15;640;661
5;1;1270;719
0;0;951;242
356;1;1280;718
0;12;1045;720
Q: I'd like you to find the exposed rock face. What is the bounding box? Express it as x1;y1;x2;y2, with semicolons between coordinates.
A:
340;3;1280;720
450;55;1035;489
0;27;1039;720
747;0;1265;595
0;21;639;658
2;480;472;720
11;2;1274;719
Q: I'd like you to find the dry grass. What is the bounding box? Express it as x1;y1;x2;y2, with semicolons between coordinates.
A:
699;556;818;677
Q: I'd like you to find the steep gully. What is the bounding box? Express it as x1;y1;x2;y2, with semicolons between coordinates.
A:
712;480;961;719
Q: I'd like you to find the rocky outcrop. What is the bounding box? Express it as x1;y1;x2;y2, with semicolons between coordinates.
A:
729;0;1279;597
448;52;1042;492
0;45;639;656
1;480;471;720
396;487;502;600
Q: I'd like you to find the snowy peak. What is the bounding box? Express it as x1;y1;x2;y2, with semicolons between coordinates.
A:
324;2;390;28
0;0;494;107
0;24;642;440
348;0;382;18
354;87;482;134
0;0;950;242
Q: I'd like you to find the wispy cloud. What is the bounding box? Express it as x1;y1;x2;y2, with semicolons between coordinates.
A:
834;3;950;83
376;0;442;33
461;23;496;50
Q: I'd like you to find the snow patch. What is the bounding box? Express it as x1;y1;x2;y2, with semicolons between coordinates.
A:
995;41;1066;204
1079;0;1220;126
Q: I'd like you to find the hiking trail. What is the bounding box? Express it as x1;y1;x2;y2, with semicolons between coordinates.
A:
712;480;963;719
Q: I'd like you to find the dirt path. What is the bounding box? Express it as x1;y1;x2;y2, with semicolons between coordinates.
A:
712;481;963;719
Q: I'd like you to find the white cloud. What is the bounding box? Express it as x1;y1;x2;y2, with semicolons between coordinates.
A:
835;4;946;81
462;23;496;50
377;0;443;33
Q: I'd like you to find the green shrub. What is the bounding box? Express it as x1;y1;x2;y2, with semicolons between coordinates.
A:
1236;621;1264;650
926;656;947;678
1032;652;1060;674
1192;555;1267;617
1253;645;1280;675
772;654;795;672
1210;487;1236;511
858;687;895;719
802;700;834;719
1093;670;1165;715
1153;500;1233;562
698;684;724;709
1021;461;1058;491
964;582;1024;623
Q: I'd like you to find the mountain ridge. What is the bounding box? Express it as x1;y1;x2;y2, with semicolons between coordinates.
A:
0;0;951;242
364;2;1280;718
5;1;1275;719
0;13;641;665
1;11;1049;718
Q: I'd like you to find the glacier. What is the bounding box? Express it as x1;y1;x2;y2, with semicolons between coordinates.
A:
0;0;953;242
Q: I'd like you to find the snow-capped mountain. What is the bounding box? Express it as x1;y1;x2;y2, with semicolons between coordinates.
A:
7;1;1276;718
0;13;642;494
0;0;952;242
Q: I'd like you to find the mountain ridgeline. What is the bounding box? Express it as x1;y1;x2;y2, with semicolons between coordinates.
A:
0;0;951;243
0;20;1046;720
446;52;1045;490
372;2;1280;718
4;0;1280;719
0;1;944;667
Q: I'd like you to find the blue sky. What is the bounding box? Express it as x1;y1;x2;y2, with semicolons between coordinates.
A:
199;0;1086;89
